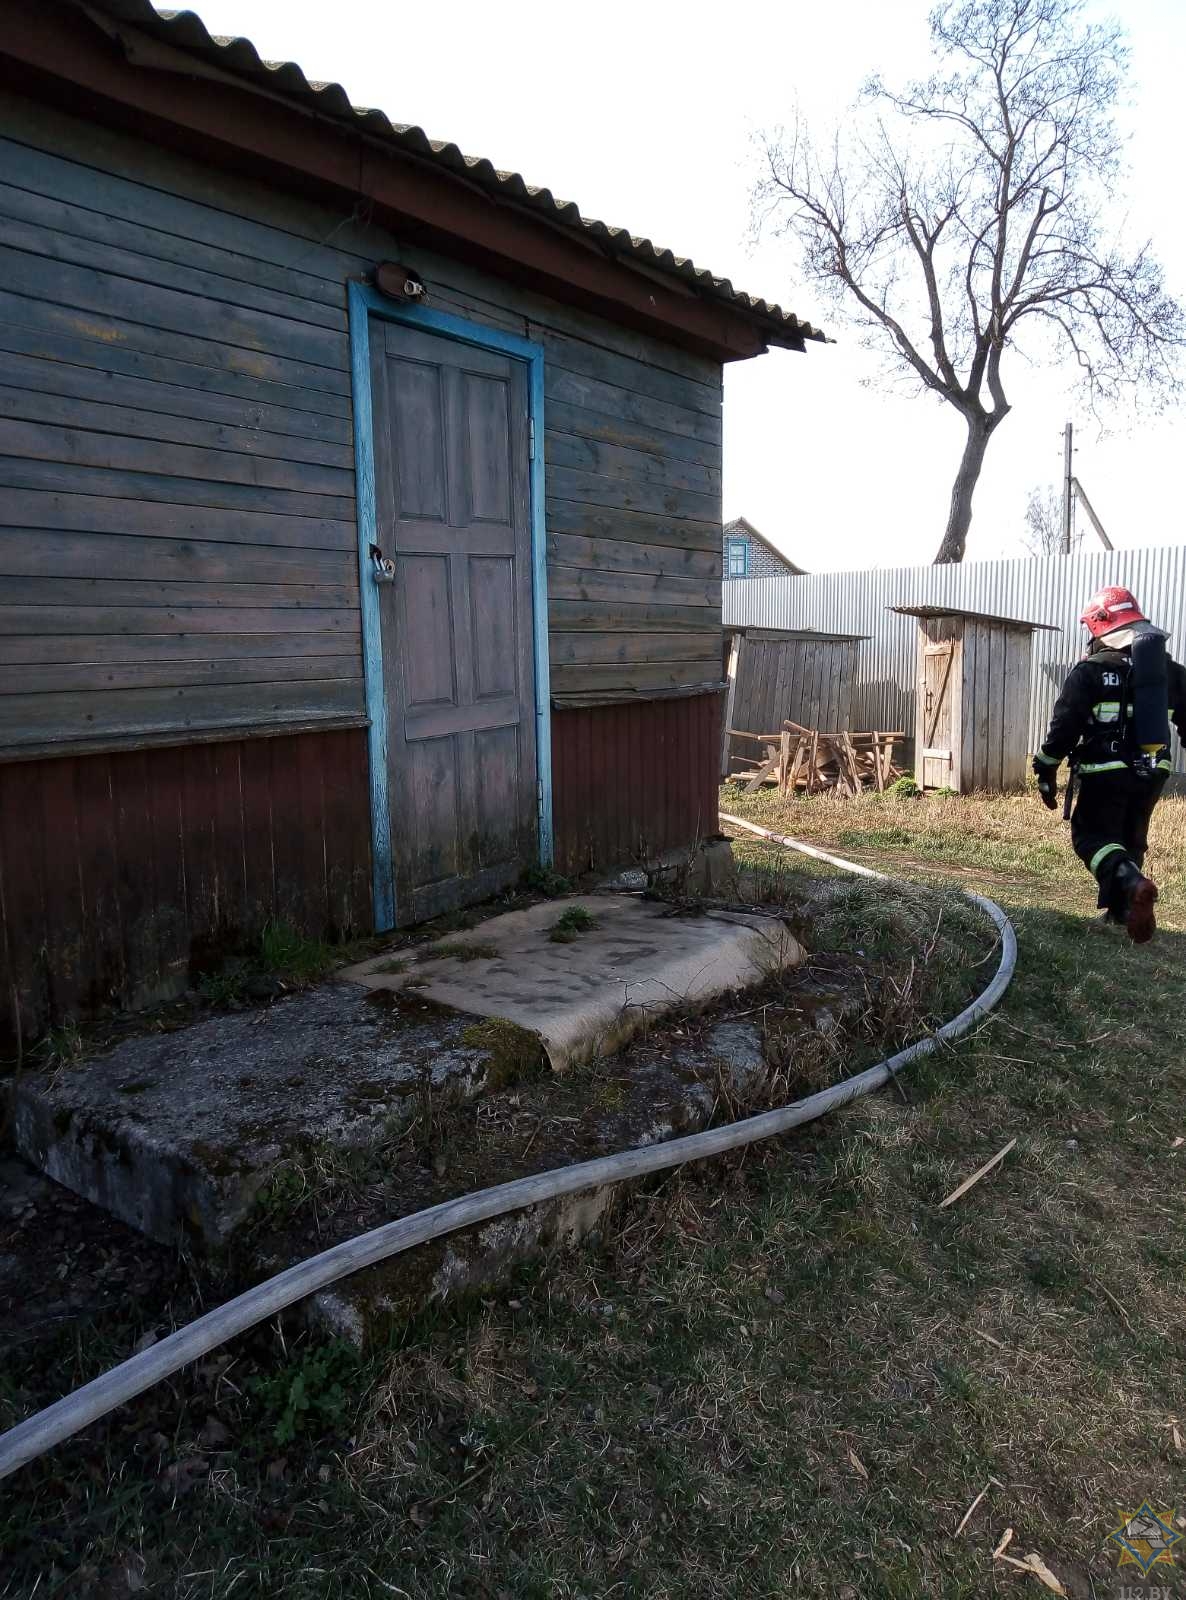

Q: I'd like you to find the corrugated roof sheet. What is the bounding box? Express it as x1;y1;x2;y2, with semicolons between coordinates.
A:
84;0;826;349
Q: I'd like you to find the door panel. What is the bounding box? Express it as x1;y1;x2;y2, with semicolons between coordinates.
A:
370;318;537;923
471;556;517;699
464;373;513;523
400;555;455;709
392;362;447;520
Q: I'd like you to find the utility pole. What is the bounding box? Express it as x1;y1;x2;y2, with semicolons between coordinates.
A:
1061;421;1074;554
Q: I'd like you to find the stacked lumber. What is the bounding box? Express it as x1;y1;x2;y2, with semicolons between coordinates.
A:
727;720;905;797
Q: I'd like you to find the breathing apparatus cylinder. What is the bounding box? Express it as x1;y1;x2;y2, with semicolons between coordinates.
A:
1131;632;1171;755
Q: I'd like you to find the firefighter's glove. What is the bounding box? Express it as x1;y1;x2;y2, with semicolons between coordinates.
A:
1032;756;1059;810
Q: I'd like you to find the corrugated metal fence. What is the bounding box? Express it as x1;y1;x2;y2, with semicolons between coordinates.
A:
722;544;1186;772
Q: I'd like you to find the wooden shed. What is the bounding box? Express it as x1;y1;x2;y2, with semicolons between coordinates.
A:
720;628;865;777
893;606;1058;794
0;0;825;1044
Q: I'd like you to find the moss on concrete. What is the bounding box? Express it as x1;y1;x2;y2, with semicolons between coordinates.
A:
461;1018;548;1091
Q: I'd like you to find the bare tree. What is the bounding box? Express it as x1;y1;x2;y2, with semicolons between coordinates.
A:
754;0;1183;563
1022;484;1080;554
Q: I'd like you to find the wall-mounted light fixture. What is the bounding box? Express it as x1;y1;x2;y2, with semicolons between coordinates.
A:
374;261;428;302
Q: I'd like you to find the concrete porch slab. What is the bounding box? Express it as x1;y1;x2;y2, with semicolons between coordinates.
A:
11;986;500;1249
338;894;804;1068
11;894;803;1329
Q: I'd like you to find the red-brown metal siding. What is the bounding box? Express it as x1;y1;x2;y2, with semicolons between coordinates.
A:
0;729;372;1048
1;697;723;1045
551;692;722;876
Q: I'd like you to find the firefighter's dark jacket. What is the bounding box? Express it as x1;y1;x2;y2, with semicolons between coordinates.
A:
1038;646;1186;770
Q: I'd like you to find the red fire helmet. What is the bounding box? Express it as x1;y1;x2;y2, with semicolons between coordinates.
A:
1080;585;1148;640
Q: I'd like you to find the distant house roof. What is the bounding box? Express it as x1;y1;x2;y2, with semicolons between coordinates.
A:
59;0;829;361
723;518;807;576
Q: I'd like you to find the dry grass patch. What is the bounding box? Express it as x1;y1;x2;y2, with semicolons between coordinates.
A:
5;788;1186;1597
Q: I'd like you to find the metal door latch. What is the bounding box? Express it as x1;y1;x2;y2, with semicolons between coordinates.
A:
369;543;396;583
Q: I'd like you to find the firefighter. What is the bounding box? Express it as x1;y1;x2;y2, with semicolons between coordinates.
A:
1033;586;1186;943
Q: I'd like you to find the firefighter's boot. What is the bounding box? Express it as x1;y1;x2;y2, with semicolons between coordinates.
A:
1112;859;1159;945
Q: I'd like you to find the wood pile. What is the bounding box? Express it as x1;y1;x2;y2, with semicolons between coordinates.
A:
727;720;906;797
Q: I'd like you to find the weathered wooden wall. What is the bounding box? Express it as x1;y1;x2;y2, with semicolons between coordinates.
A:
0;88;726;1037
957;621;1034;793
0;729;372;1047
725;630;860;773
0;95;366;758
0;88;722;764
551;692;722;875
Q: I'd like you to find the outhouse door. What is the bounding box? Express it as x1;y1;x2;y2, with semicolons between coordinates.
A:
369;319;538;924
920;632;958;790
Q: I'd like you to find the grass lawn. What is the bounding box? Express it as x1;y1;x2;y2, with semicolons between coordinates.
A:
4;784;1186;1598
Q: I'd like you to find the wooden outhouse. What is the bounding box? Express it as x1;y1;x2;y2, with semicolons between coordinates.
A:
720;628;865;777
893;606;1058;793
0;0;824;1044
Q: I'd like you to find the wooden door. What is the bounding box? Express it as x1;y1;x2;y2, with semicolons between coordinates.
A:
370;320;537;923
920;630;957;790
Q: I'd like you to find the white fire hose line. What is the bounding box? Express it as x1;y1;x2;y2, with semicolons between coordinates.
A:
0;818;1017;1482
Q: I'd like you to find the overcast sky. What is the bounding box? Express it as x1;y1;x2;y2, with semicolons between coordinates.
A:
186;0;1185;572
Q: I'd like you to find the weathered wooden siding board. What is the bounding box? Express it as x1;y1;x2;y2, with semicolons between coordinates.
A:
1001;631;1031;789
0;605;357;638
0;244;349;387
2;657;362;695
544;502;719;554
1;487;355;552
0;434;354;515
0;632;365;666
3;576;355;609
0;729;372;1047
551;692;720;875
546;531;717;581
0;175;347;329
0;310;353;432
959;620;978;787
0;679;362;747
545;399;720;466
0;527;355;584
548;599;721;633
545;430;721;495
549;631;721;666
0;373;355;470
549;659;722;695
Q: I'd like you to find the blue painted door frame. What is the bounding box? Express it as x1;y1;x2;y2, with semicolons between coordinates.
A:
347;281;553;931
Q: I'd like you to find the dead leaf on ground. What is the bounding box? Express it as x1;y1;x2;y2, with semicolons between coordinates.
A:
994;1547;1066;1595
158;1456;209;1495
198;1416;231;1450
122;1555;148;1593
847;1447;869;1480
993;1528;1015;1558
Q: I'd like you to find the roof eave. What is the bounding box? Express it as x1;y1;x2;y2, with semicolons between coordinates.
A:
13;0;827;362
